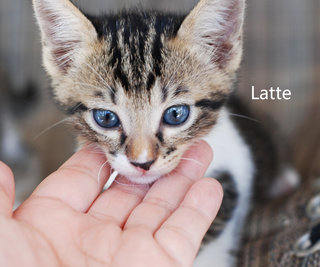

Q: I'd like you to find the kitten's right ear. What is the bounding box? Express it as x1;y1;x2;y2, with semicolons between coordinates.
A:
177;0;245;73
33;0;97;76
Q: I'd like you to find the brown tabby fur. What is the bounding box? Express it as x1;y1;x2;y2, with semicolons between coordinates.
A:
33;0;244;180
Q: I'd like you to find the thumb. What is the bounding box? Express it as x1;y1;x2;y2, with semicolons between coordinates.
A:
0;162;15;217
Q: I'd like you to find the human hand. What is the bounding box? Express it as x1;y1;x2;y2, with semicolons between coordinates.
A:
0;141;222;267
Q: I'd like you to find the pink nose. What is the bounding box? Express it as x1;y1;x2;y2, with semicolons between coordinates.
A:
130;160;155;171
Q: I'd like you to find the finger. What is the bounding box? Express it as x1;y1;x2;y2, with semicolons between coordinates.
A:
0;162;15;217
88;177;150;226
27;145;110;212
124;140;213;231
155;178;223;266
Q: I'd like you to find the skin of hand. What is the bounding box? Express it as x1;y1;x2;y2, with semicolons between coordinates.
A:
0;140;222;267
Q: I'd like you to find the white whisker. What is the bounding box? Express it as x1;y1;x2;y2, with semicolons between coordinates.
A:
34;118;70;140
97;160;109;186
180;157;204;166
228;112;260;123
113;179;139;187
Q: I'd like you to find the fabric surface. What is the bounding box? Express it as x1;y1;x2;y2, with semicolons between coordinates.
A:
238;182;320;266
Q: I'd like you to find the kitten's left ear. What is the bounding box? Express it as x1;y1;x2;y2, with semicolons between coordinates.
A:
178;0;245;73
33;0;98;77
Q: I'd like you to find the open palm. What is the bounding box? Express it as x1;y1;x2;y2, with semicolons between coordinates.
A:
0;141;222;267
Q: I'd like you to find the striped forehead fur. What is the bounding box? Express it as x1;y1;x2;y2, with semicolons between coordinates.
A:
51;7;235;143
87;10;185;93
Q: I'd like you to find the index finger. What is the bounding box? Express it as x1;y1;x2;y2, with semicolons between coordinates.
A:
124;140;213;231
156;178;223;266
25;144;110;212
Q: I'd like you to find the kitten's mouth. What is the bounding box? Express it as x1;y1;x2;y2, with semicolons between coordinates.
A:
125;174;162;185
136;168;148;176
109;154;177;185
114;167;162;185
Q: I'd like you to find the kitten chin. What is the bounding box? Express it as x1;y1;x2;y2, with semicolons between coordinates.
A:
122;174;162;185
110;155;175;185
106;145;183;184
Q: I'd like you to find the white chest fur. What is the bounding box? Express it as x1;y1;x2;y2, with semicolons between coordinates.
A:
194;108;255;267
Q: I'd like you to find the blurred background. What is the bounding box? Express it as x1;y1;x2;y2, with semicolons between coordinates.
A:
0;0;319;205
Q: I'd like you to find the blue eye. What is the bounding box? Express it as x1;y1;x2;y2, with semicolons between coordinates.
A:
93;109;120;128
163;105;190;126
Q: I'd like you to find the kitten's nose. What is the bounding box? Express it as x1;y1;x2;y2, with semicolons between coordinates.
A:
130;160;155;171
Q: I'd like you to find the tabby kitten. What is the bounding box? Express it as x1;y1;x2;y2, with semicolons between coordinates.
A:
33;0;251;265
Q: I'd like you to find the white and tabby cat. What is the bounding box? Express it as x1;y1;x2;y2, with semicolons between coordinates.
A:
32;0;278;266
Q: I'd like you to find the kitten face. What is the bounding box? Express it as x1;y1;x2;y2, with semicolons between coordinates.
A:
67;41;226;183
33;0;244;184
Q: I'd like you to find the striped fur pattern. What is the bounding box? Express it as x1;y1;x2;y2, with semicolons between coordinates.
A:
33;0;245;184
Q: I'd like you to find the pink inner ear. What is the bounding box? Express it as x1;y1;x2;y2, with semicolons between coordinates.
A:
221;0;243;41
214;43;234;68
52;40;80;73
201;0;243;69
38;6;80;73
